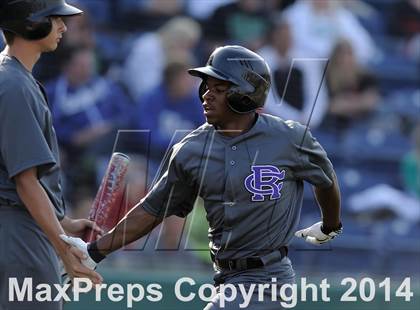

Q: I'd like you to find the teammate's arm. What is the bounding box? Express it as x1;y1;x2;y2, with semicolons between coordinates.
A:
61;215;103;239
14;167;103;283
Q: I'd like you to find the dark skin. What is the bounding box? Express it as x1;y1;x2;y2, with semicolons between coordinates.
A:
201;77;256;136
93;76;341;256
314;172;341;231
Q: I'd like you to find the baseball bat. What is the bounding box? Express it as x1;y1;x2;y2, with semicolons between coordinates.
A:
83;152;130;243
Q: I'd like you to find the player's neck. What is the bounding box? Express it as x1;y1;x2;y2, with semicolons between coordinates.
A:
217;113;257;137
4;42;41;72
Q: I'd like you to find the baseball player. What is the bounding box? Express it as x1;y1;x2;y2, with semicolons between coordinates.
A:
0;1;103;309
62;45;342;309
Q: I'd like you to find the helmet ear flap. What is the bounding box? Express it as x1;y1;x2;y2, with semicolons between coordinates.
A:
227;89;256;114
24;18;52;40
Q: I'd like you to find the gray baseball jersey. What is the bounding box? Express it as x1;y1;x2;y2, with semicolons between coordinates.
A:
0;53;65;219
142;113;334;262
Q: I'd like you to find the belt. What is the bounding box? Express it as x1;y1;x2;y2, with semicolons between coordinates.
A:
212;246;288;271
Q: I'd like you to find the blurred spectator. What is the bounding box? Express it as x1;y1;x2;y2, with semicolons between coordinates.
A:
147;0;183;15
204;0;274;50
134;60;205;165
259;16;329;127
389;0;420;61
283;0;376;64
68;0;113;27
265;0;296;11
401;124;420;198
341;0;379;20
348;183;420;223
62;9;96;48
348;125;420;223
116;0;185;31
389;0;420;40
188;0;295;20
323;40;380;131
122;16;201;101
187;0;235;20
46;46;134;206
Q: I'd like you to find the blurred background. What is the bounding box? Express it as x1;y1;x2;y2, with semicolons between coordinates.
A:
2;0;418;308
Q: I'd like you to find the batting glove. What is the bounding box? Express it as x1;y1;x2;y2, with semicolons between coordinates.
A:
60;234;97;269
60;234;97;284
295;221;342;245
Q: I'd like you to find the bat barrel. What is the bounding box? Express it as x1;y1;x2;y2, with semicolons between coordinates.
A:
83;152;130;242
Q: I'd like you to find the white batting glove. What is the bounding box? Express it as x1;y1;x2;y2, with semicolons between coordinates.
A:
295;221;342;245
59;234;97;285
60;234;98;284
60;234;97;269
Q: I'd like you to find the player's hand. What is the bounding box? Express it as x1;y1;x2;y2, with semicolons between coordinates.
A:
59;236;102;285
295;221;342;245
61;216;103;239
59;234;100;285
60;234;97;269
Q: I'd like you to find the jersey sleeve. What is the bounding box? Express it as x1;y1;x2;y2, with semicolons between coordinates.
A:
289;122;334;187
141;144;198;218
0;83;56;179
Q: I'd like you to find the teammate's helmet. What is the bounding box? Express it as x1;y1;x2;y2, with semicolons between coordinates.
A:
0;0;83;41
188;45;271;114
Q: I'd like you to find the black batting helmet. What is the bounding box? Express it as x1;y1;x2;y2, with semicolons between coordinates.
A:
188;45;271;114
0;0;82;41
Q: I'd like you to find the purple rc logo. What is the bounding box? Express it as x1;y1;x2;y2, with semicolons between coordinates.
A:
244;165;285;202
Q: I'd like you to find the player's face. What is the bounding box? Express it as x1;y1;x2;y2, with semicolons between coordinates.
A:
38;17;67;52
202;77;236;127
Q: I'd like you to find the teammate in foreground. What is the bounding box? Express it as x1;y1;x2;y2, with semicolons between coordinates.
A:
0;1;103;309
63;45;342;309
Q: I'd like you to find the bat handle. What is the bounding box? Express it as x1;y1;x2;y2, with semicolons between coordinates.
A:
83;227;98;243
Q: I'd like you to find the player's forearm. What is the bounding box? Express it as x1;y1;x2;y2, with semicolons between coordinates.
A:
15;168;68;255
94;204;162;256
313;172;341;229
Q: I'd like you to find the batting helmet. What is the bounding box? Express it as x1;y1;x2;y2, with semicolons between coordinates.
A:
188;45;271;114
0;0;83;41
